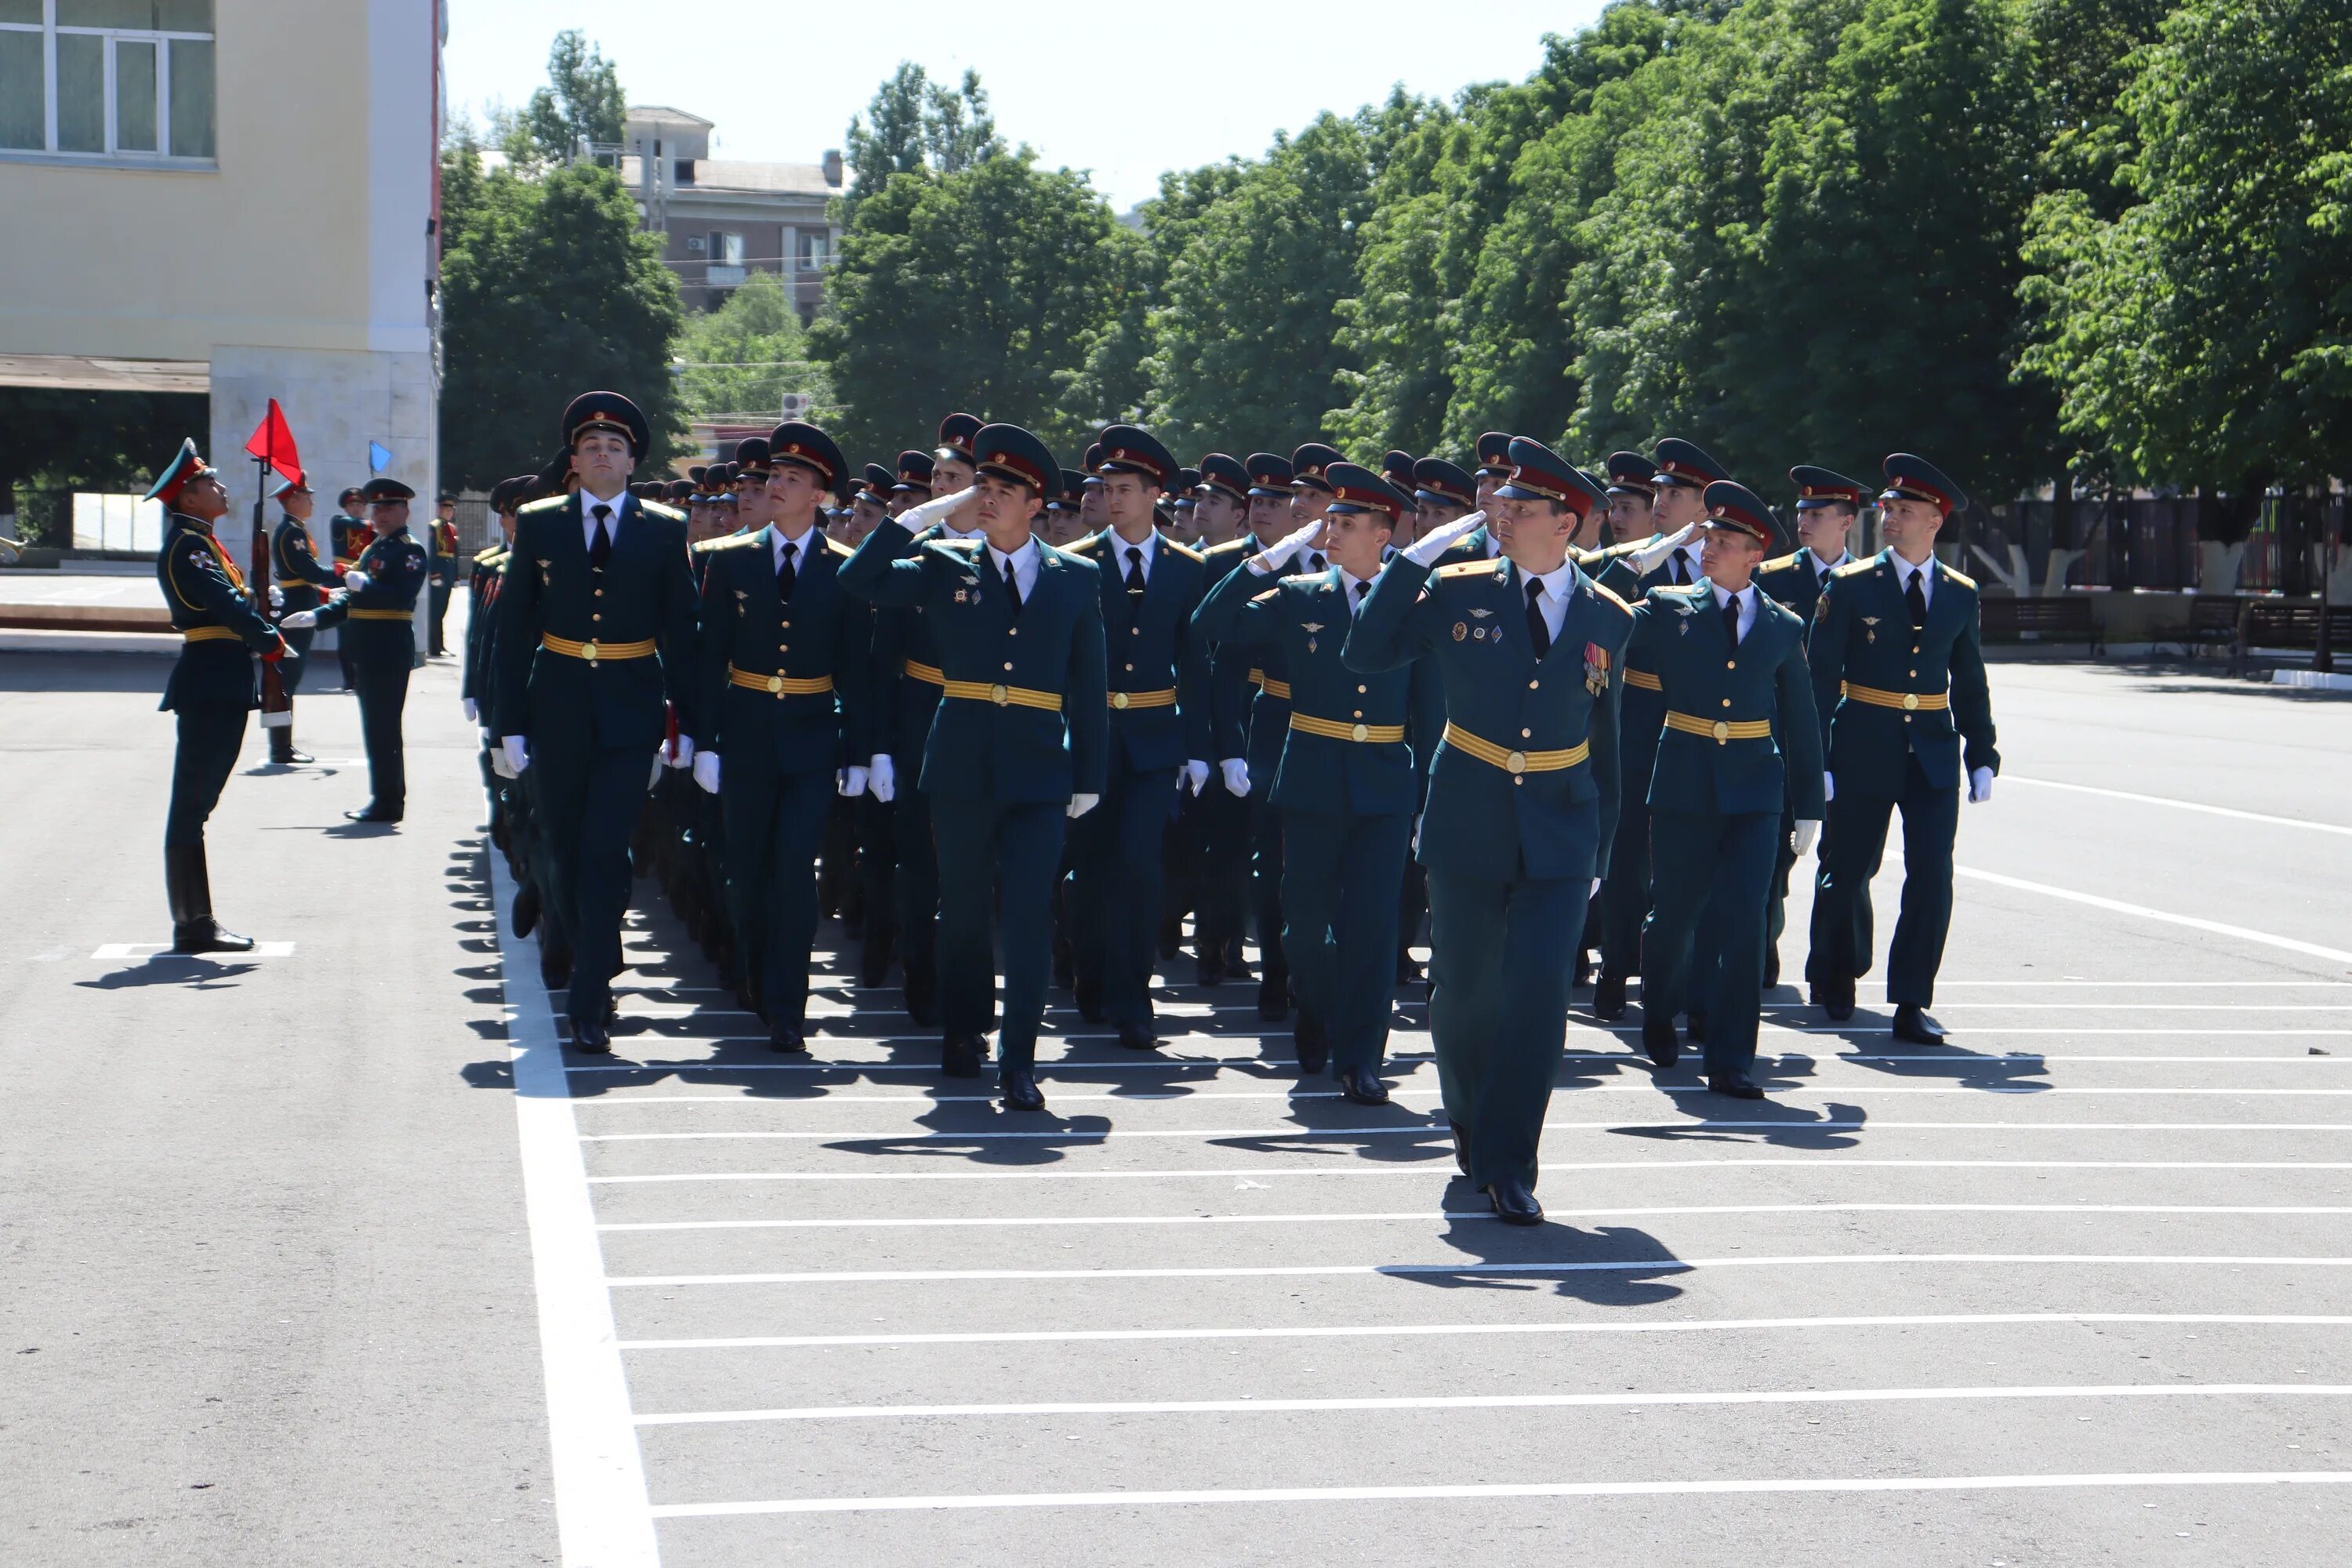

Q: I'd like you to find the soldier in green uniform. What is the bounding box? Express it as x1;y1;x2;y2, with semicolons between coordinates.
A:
840;423;1108;1110
427;493;461;655
1346;437;1629;1225
490;392;700;1053
1628;481;1824;1096
1185;453;1261;986
1196;463;1443;1101
1808;454;1998;1044
267;474;338;764
466;475;528;856
150;440;292;953
1472;432;1512;513
281;477;430;822
1399;456;1481;980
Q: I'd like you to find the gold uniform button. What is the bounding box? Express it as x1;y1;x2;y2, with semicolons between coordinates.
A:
1505;750;1527;775
1720;698;1731;708
1112;691;1131;710
1130;626;1140;636
1528;679;1540;690
1356;684;1367;694
594;588;604;597
1003;661;1014;671
1349;723;1369;742
1352;710;1362;719
1725;659;1734;670
1007;627;1017;636
767;675;783;695
592;613;602;622
1908;669;1917;677
1712;720;1729;742
1521;728;1532;739
779;644;788;652
1901;692;1920;711
990;683;1009;706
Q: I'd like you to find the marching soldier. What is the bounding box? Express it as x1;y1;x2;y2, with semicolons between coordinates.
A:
1064;426;1211;1047
1627;481;1824;1097
1399;456;1480;981
1345;437;1628;1225
1188;453;1261;985
428;493;462;655
490;392;699;1053
281;478;429;822
1808;454;1998;1045
840;423;1108;1110
150;439;291;953
1195;463;1441;1102
465;475;529;851
267;474;338;764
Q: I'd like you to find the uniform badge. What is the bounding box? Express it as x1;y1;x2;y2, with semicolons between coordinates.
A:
1678;615;1690;635
1468;608;1493;619
1452;622;1468;641
1472;626;1487;641
536;557;553;586
1862;615;1880;644
1815;595;1830;620
954;589;969;604
1302;621;1324;653
1584;642;1610;696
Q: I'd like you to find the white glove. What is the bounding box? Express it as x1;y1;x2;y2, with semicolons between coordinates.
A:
1182;759;1209;795
501;735;530;775
1824;771;1835;804
1591;877;1602;900
489;742;517;779
1402;510;1487;568
869;753;896;803
279;609;318;630
663;734;694;768
462;697;478;723
1250;517;1327;575
895;486;982;535
1220;757;1250;797
693;751;721;794
837;765;869;797
1793;818;1820;856
343;569;372;593
268;585;284;609
1969;766;1994;804
1414;813;1424;854
1067;793;1100;819
1624;524;1700;578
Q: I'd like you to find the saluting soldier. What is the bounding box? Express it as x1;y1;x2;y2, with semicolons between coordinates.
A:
1196;463;1442;1102
1808;454;1998;1044
267;474;339;764
149;440;291;953
491;392;699;1053
1628;481;1824;1096
689;422;869;1053
1062;426;1211;1048
1346;438;1629;1225
1399;456;1480;979
840;423;1108;1110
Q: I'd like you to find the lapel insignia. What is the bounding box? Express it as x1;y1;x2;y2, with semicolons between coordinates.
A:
1301;622;1324;654
1862;614;1880;644
1468;608;1493;619
1678;615;1690;635
734;588;747;601
1452;622;1468;641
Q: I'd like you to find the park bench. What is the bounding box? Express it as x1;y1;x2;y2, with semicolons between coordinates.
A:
2178;595;2245;659
2232;601;2352;676
1979;594;2102;656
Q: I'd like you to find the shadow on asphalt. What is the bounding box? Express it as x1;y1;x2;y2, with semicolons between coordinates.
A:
1403;1203;1689;1306
75;956;258;990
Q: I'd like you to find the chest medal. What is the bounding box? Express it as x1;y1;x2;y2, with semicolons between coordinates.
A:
1584;642;1611;696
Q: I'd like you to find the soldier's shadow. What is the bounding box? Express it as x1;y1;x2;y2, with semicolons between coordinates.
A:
823;1100;1115;1167
1204;1093;1456;1166
1610;1093;1867;1149
1393;1201;1688;1307
1774;1030;2054;1093
75;956;257;991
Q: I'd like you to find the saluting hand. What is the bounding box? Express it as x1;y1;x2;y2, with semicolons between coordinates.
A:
1400;510;1486;568
1250;517;1328;575
1624;523;1700;577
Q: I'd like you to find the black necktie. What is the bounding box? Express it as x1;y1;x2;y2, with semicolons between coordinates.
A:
1124;546;1145;596
589;503;612;568
1671;552;1690;585
775;539;796;599
1722;594;1742;646
1354;579;1370;612
1906;567;1928;630
1310;552;1326;573
1525;576;1551;658
1000;554;1022;615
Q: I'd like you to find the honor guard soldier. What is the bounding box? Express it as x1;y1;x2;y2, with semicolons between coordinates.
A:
1196;462;1441;1102
1346;437;1629;1225
427;493;461;655
1185;452;1261;985
1808;454;1998;1044
1626;481;1824;1096
151;440;291;952
267;473;338;764
1380;451;1419;537
330;486;372;572
1397;454;1481;980
840;423;1108;1110
1756;464;1870;985
1472;432;1512;512
1063;425;1211;1048
491;392;700;1053
281;478;429;822
690;422;869;1053
465;476;529;833
1600;450;1656;546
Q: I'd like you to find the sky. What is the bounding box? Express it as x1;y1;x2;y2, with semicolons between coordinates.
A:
443;0;1610;211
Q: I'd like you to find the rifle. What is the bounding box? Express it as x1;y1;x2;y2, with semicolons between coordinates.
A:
251;458;291;731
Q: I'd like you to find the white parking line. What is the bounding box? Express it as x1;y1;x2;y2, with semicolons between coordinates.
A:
579;1120;2352;1146
1955;866;2352;964
575;1088;2352;1116
589;1157;2352;1185
647;1468;2352;1517
557;1048;2343;1076
90;941;297;960
2005;776;2352;837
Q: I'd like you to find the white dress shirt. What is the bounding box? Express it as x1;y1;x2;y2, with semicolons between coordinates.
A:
1337;564;1374;616
1806;547;1852;585
1523;560;1577;644
1709;580;1760;643
987;535;1042;601
1895;553;1936;610
1666;540;1704;585
1109;528;1160;583
771;524;818;579
580;488;628;550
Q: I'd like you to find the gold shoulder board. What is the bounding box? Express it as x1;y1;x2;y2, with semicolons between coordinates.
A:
1433;559;1493;579
1941;566;1977;590
1832;558;1875;578
1250;587;1281;604
1761;551;1801;573
826;535;854;558
1163;539;1204;563
641;499;686;522
517;495;568;516
1592;581;1633;615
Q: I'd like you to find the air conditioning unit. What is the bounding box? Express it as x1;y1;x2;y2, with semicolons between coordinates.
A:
685;234;706;252
780;392;813;419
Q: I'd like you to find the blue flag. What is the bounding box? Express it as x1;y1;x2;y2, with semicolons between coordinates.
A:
368;441;393;474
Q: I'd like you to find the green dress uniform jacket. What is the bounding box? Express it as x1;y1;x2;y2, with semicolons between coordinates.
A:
1752;547;1853;976
312;524;429;814
1069;528;1214;771
270;514;339;696
158;510;287;855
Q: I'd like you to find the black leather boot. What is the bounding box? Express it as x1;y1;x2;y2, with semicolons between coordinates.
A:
165;844;255;953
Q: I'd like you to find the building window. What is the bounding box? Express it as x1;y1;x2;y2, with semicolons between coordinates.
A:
709;231;743;267
0;1;216;163
797;228;828;272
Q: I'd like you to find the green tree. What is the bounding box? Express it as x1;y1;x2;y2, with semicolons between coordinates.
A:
840;64;1004;225
437;147;686;488
673;270;833;424
521;30;625;166
0;389;208;545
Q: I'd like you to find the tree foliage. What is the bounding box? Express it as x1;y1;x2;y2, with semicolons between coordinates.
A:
521;30;626;168
840;64;1003;225
673;270;833;425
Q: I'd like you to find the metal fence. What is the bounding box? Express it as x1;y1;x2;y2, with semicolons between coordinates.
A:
1961;493;2347;596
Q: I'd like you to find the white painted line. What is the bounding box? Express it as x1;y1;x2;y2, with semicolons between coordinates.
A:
638;1381;2352;1427
575;1088;2352;1116
647;1468;2352;1518
620;1311;2352;1353
598;1203;2352;1234
605;1254;2352;1288
590;1157;2352;1185
91;941;296;960
2006;776;2352;837
1955;866;2352;965
489;858;660;1568
580;1120;2352;1146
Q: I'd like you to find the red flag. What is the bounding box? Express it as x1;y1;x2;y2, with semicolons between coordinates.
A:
243;398;303;486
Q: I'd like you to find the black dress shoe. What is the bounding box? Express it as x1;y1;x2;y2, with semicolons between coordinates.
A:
1074;978;1105;1025
1592;971;1628;1022
572;1013;612;1054
539;947;572;991
1257;975;1290;1022
1639;1013;1681;1069
1294;1011;1330;1076
343;804;401;823
770;1019;808;1054
1118;1022;1157;1051
1891;1004;1947;1045
940;1034;986;1079
1762;946;1781;988
1396;956;1425;985
1685;1011;1708;1044
169;918;256;955
1195;956;1225;988
1224;949;1254;983
1336;1065;1389;1105
1707;1072;1766;1099
511;882;540;938
1813;978;1855;1022
1000;1068;1045;1112
1485;1176;1544;1226
1448;1119;1468;1176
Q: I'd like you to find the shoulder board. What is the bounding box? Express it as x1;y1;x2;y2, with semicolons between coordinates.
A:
1599;538;1650;561
1760;551;1801;574
473;545;504;565
1940;565;1976;590
1250;586;1281;604
932;536;983;553
1163;539;1203;563
1591;581;1633;615
690;533;758;554
1072;530;1107;554
517;495;568;516
1279;572;1323;586
640;499;685;522
1203;537;1252;558
825;535;854;559
1433;559;1496;579
1832;559;1875;578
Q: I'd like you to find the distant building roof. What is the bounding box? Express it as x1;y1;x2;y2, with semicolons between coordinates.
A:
626;105;714;128
618;156;839;197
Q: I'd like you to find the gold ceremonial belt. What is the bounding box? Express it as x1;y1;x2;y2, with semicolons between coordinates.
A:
349;608;414;622
1247;668;1293;701
1622;668;1663;692
541;633;656;662
1841;681;1948;712
1443;720;1588;776
902;659;946;686
1291;713;1404;744
1665;710;1773;744
728;664;835;698
1109;688;1177;710
942;679;1062;713
181;626;239;644
275;578;313;589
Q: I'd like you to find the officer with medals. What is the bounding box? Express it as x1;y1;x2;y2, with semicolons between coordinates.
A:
490;392;699;1053
281;477;430;823
1755;465;1870;986
1196;462;1441;1102
1063;425;1212;1048
689;422;869;1053
150;439;292;953
267;473;339;764
1627;481;1824;1096
1347;437;1630;1225
1185;452;1261;986
1808;454;1998;1044
840;423;1108;1110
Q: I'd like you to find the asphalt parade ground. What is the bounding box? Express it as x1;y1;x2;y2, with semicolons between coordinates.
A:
5;615;2352;1566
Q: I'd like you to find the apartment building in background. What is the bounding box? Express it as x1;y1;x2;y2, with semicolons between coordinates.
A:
619;104;841;319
